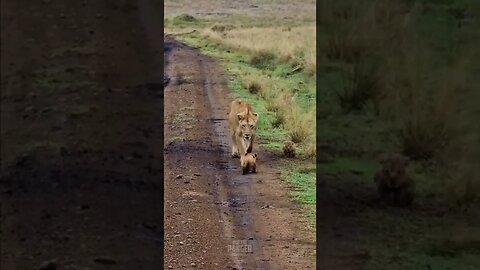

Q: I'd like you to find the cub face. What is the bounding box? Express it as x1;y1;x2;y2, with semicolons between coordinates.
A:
379;153;409;180
283;140;295;157
375;153;415;206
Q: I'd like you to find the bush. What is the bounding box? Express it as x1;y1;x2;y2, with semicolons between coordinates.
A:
246;80;261;94
172;14;199;25
394;47;468;161
336;58;380;112
250;50;276;68
304;136;317;159
398;114;456;160
272;110;286;128
265;91;291;113
286;108;314;144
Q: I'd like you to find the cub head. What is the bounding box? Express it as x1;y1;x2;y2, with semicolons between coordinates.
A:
237;112;259;142
379;153;409;179
283;140;294;149
242;152;257;161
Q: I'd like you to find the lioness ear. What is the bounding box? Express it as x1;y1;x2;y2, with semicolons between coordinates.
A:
253;113;259;121
237;113;244;121
254;153;257;158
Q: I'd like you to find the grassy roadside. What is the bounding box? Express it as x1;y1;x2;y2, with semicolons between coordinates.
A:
165;24;317;227
314;0;480;268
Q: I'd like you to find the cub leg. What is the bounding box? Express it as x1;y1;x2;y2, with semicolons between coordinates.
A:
242;163;249;175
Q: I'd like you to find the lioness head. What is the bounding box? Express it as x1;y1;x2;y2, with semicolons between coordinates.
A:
237;112;258;142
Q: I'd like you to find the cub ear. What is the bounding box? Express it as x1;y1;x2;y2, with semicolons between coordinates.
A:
253;153;258;158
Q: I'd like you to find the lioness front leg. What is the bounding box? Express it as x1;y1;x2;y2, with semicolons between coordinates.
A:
231;145;239;158
230;130;240;158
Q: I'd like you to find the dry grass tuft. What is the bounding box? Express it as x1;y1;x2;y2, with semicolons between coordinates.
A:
286;107;315;144
201;26;316;75
304;136;317;159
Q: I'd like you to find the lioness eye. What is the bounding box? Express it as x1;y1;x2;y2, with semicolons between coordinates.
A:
250;125;254;129
242;124;246;128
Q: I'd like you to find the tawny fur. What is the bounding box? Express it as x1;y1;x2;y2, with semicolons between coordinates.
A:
374;153;415;206
283;140;296;158
228;98;259;158
241;153;257;175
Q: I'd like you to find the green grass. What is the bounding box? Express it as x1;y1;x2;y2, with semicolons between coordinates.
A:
357;213;480;270
177;32;316;111
315;1;480;268
318;158;378;179
32;66;96;96
177;31;316;143
281;164;316;205
280;161;317;227
165;14;209;28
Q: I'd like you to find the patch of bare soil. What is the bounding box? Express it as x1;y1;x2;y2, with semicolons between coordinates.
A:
163;36;316;269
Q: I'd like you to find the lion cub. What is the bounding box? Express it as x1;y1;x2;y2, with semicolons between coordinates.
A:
241;153;257;175
283;140;296;158
374;153;415;206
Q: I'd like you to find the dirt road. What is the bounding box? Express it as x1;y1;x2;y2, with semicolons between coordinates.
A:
163;36;315;269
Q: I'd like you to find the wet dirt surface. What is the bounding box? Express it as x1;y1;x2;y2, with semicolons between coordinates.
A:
1;0;164;269
163;36;316;269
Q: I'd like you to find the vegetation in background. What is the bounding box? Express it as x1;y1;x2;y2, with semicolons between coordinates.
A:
318;0;480;204
165;0;480;267
165;13;317;225
315;0;480;268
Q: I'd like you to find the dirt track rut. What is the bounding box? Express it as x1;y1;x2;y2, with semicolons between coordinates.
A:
164;36;316;269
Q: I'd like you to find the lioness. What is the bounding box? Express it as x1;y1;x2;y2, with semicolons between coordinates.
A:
241;153;257;175
228;98;259;158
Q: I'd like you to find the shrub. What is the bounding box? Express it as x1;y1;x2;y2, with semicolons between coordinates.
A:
272;110;286;128
398;114;456;160
286;108;314;144
247;81;262;94
250;50;276;68
336;57;380;112
172;14;199;25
